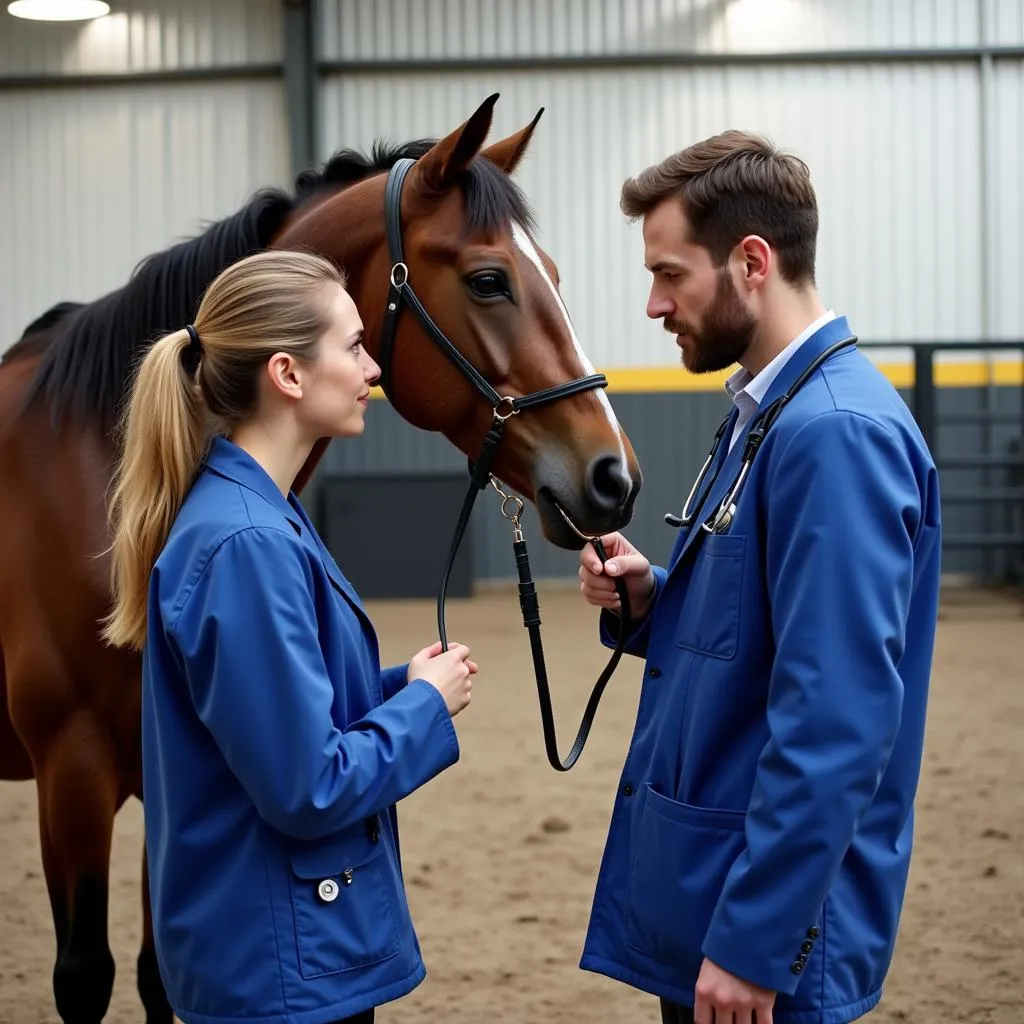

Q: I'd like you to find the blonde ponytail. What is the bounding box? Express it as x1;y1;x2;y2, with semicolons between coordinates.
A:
103;329;207;650
102;248;347;651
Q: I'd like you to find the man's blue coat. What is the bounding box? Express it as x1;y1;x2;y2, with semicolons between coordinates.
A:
580;318;942;1024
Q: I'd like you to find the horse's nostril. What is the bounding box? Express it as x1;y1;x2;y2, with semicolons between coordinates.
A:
585;454;633;513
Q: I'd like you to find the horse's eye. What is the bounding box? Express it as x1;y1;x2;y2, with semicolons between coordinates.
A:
466;271;510;300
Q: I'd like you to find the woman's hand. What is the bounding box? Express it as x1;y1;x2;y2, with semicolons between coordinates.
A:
408;641;478;717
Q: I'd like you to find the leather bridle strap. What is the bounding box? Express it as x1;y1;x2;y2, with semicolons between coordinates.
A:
378;158;607;414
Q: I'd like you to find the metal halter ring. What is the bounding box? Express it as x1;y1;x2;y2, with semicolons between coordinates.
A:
489;477;525;522
390;262;408;288
501;494;525;522
494;396;519;422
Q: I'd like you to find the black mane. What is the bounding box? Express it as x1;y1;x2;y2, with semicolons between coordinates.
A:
297;138;535;235
18;136;533;430
20;189;294;429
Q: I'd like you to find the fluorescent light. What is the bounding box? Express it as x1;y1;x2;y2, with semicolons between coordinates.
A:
7;0;110;21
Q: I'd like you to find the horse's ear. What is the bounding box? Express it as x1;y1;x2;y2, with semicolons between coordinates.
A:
413;93;500;193
480;107;544;174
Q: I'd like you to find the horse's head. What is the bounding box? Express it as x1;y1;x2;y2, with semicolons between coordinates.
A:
278;94;642;549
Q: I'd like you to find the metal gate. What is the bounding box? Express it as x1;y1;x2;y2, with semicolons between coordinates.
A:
881;340;1024;591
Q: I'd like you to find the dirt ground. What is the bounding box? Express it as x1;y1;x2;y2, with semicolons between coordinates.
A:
1;586;1022;1024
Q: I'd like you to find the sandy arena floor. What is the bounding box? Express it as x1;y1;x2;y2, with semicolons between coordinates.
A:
1;586;1022;1023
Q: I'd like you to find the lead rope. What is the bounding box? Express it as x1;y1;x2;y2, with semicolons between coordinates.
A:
489;479;632;772
432;414;631;772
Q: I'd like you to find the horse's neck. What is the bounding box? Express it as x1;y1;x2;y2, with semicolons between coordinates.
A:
276;181;386;304
293;437;330;496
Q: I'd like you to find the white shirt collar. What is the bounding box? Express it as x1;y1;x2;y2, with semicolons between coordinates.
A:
725;309;837;410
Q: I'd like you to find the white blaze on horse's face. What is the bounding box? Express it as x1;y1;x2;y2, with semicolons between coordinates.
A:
510;222;628;468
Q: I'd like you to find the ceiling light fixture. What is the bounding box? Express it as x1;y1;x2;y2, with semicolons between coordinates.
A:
7;0;110;21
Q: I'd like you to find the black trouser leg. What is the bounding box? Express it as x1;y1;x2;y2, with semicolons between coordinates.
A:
332;1011;374;1024
660;998;695;1024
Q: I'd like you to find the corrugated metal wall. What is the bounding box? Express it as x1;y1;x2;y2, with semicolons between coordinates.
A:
317;0;1024;582
993;57;1024;338
320;63;986;363
0;0;288;352
321;0;1005;57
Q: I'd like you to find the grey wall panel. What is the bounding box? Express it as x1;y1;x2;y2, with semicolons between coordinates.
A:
0;0;281;76
318;0;1020;60
0;80;291;352
319;401;468;477
992;58;1024;339
991;0;1024;44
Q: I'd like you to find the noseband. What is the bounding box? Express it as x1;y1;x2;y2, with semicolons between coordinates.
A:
375;157;631;772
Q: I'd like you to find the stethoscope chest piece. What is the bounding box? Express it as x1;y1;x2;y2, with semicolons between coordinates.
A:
712;504;735;534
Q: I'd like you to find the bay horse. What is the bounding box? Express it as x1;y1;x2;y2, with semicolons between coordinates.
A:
0;94;641;1022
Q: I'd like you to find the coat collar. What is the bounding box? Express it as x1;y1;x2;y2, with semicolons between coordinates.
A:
202;437;371;623
671;315;856;569
203;436;303;533
755;314;855;411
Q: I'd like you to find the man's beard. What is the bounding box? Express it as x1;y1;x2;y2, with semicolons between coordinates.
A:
665;269;758;374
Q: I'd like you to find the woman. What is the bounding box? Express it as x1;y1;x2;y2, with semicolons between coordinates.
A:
104;250;476;1024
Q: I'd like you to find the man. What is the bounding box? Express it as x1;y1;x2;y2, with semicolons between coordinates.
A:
577;131;942;1024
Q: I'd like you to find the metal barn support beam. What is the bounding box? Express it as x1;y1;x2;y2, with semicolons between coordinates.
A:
0;65;282;91
318;45;1024;76
284;0;319;178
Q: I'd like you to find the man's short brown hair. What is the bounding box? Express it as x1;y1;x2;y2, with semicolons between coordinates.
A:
621;130;818;286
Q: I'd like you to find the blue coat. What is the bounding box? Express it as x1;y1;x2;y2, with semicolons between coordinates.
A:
580;317;942;1024
141;437;460;1024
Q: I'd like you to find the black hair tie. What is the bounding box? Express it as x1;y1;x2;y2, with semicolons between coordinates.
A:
182;324;203;374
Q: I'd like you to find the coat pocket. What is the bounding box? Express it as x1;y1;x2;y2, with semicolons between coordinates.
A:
288;831;400;979
674;534;745;660
626;784;747;972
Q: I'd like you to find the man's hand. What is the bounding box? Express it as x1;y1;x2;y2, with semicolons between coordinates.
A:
577;532;656;619
694;958;776;1024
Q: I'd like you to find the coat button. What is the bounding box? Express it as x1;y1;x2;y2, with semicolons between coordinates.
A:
622;783;634;796
807;927;820;939
317;879;339;903
649;667;662;679
801;941;814;953
791;961;804;975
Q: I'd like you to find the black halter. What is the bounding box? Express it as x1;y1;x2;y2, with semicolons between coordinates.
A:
376;157;631;772
379;158;608;417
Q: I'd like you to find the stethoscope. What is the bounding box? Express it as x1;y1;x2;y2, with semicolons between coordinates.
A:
665;336;858;535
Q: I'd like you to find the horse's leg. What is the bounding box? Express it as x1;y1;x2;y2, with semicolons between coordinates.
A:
0;641;34;781
137;821;173;1023
35;717;119;1024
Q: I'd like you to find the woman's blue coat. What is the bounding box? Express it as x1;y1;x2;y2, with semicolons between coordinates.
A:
141;437;460;1024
